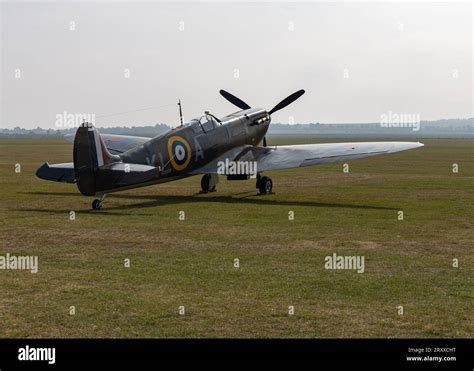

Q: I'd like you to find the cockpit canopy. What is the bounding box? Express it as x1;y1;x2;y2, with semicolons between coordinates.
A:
189;112;220;132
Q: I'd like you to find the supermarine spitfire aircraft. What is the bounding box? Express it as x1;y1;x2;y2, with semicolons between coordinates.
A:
36;89;423;210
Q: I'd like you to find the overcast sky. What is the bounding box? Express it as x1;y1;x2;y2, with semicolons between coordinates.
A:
1;1;472;129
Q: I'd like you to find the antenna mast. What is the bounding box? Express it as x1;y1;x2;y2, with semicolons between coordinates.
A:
178;99;184;126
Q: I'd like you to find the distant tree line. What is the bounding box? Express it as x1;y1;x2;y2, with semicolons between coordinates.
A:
1;118;472;138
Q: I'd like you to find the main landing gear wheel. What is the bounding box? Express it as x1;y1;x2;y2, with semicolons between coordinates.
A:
201;174;217;193
92;199;102;210
258;176;272;195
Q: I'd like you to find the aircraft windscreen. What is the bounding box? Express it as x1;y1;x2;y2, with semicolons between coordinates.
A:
199;115;218;131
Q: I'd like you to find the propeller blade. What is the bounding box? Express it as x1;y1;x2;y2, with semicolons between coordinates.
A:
219;90;251;110
263;136;267;147
268;89;305;115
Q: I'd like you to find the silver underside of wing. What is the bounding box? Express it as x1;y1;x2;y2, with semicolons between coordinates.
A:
192;142;424;174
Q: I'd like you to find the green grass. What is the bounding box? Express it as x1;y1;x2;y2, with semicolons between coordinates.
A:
0;137;472;338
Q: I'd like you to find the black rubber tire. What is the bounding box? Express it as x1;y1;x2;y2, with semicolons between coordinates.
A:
201;174;216;192
259;176;272;194
92;199;102;210
255;174;261;189
201;175;210;192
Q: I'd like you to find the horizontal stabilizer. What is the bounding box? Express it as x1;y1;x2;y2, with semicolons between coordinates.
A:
96;163;161;188
36;162;76;183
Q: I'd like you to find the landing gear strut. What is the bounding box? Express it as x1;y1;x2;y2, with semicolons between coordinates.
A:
256;174;272;195
92;194;106;210
201;174;219;193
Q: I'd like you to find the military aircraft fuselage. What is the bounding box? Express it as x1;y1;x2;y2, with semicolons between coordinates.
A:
119;108;270;183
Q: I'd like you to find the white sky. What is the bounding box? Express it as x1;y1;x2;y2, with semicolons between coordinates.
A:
1;1;472;129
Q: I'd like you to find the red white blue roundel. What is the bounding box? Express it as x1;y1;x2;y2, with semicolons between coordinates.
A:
167;135;191;171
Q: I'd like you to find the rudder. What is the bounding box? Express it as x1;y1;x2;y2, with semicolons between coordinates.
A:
73;123;119;196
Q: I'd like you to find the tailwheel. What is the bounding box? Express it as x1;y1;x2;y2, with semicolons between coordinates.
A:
92;199;102;210
92;194;106;210
201;174;217;193
258;176;272;195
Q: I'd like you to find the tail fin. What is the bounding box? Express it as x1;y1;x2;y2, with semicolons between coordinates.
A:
73;123;120;195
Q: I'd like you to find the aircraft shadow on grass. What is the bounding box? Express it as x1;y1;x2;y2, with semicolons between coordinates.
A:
20;191;398;215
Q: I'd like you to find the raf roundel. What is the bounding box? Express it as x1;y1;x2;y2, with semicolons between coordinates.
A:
167;135;192;171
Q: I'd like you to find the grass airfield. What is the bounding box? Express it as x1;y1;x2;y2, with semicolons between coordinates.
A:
0;137;472;338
